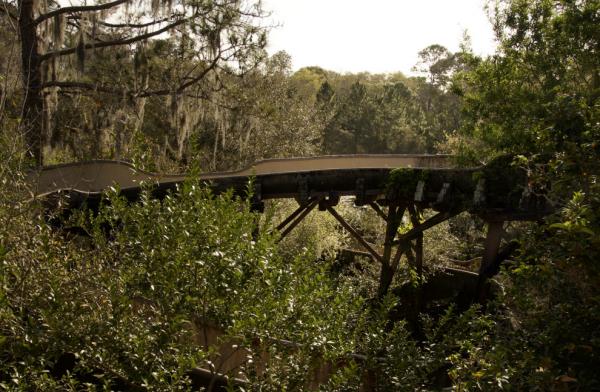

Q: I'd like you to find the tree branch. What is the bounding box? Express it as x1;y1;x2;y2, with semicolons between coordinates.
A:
40;80;124;95
40;16;190;61
40;54;221;97
137;54;222;97
68;14;177;29
0;2;18;21
34;0;129;26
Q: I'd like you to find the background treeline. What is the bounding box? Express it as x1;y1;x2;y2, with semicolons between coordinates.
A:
0;0;465;171
1;0;599;390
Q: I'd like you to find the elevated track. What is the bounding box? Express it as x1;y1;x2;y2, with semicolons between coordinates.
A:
31;154;550;294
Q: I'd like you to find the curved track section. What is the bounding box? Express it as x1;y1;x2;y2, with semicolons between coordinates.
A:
31;154;455;197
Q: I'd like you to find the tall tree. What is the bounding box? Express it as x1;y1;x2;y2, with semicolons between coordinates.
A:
456;0;599;159
3;0;267;166
414;44;456;88
316;80;337;153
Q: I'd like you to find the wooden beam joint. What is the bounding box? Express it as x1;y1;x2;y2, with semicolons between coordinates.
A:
276;197;321;241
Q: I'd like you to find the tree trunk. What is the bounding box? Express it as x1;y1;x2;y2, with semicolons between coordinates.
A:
19;0;43;166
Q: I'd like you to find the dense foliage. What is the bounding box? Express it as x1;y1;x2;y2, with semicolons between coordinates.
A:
447;0;600;388
0;176;367;389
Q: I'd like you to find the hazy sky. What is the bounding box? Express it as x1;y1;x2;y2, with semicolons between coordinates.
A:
262;0;497;75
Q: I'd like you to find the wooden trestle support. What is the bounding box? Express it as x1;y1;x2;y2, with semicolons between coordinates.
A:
274;190;521;301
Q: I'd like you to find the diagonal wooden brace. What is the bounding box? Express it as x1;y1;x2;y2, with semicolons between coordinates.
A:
368;201;388;221
407;204;424;276
276;199;313;232
393;208;462;245
326;206;383;263
277;198;321;241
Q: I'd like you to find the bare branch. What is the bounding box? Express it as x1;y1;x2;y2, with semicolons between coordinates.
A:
137;54;222;97
40;53;220;97
34;0;129;26
68;14;177;29
40;80;125;95
0;2;18;21
40;17;190;61
43;79;235;116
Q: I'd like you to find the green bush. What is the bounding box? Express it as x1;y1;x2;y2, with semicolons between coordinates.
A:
0;176;367;389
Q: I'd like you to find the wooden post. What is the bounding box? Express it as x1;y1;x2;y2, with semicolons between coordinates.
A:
376;203;405;298
407;204;424;277
479;220;504;276
477;220;504;303
381;203;402;265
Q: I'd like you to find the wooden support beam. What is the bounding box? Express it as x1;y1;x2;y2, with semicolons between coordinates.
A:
326;206;383;263
390;241;405;271
479;220;504;275
414;235;423;276
376;203;406;298
275;200;312;232
407;204;424;276
406;204;420;227
368;201;388;221
393;209;462;245
476;220;505;303
381;203;404;264
404;243;416;270
378;239;411;298
278;198;320;240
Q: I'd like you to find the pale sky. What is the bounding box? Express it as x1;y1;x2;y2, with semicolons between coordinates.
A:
262;0;497;75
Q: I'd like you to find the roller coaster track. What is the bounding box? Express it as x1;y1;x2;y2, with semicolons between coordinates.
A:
31;154;547;218
32;154;454;199
31;154;550;283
